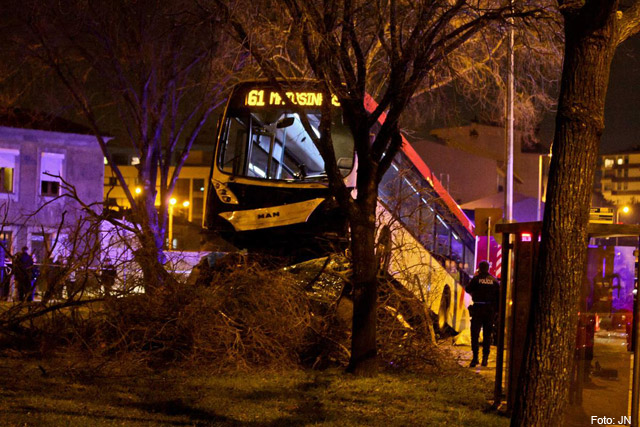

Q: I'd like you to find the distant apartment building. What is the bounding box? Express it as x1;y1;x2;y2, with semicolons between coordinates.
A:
600;150;640;206
411;122;550;211
0;110;104;262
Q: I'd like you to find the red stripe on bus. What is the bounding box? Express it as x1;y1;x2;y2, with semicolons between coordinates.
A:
364;93;475;236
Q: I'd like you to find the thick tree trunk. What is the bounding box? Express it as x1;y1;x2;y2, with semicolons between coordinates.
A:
135;226;170;291
511;2;618;425
346;201;379;376
133;198;171;292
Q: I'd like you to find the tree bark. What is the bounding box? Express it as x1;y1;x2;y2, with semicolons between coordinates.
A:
346;189;379;375
132;196;171;291
511;2;619;425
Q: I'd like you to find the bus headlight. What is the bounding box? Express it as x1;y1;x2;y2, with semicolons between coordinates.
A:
213;180;239;204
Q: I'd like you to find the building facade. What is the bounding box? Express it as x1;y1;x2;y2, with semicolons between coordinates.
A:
414;123;549;205
0;119;104;263
103;150;211;227
601;150;640;207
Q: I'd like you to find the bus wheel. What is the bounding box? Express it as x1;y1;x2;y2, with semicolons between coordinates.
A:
437;286;452;335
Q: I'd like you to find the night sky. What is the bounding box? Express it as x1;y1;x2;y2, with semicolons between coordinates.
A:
601;35;640;154
536;35;640;155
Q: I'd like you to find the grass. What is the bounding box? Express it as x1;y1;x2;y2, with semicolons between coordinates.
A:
0;355;508;426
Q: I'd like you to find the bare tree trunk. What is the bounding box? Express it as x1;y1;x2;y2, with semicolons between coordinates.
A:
132;197;171;291
511;2;618;424
347;201;379;376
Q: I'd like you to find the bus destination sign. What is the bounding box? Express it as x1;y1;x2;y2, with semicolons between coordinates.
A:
244;89;340;108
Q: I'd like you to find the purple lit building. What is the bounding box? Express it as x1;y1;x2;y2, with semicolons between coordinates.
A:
0;110;104;264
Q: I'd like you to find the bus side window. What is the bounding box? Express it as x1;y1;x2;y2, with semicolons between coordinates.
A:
435;215;451;258
221;118;248;175
220;118;247;175
419;205;435;251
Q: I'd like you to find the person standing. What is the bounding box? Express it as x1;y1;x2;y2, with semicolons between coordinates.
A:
466;260;500;367
13;246;34;302
100;257;117;297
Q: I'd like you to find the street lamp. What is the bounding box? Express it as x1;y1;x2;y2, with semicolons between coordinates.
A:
537;149;552;221
616;205;631;246
167;198;190;250
168;197;177;250
617;205;631;224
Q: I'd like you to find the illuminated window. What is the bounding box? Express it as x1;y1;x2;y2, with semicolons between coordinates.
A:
0;149;17;194
617;158;624;165
0;230;13;255
40;152;64;197
604;158;614;168
131;157;140;165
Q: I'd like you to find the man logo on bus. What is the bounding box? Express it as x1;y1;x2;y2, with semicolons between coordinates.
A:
258;211;280;219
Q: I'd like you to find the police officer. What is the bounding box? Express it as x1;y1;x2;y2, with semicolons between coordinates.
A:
101;257;117;297
14;246;34;302
466;260;500;367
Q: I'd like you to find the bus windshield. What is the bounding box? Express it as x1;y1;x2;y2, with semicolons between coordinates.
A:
218;107;354;182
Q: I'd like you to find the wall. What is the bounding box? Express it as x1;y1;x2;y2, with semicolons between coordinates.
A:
428;123;545;202
0;126;103;258
411;138;497;204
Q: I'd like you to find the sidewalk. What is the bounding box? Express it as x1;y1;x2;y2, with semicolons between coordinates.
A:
441;341;497;381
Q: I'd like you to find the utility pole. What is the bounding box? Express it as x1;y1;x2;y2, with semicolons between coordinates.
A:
537;154;543;221
505;0;515;223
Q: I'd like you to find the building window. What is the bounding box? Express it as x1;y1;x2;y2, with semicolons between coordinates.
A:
175;178;190;200
617;158;624;165
174;178;190;219
192;198;204;222
40;152;64;197
41;181;60;197
0;150;18;194
0;230;12;257
194;178;205;193
30;232;54;263
0;167;14;193
604;158;614;168
192;178;205;222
